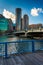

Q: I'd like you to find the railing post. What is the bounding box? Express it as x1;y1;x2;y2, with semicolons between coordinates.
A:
5;43;8;58
32;41;35;52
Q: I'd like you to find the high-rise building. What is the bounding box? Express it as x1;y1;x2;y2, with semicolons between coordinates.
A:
16;8;21;31
23;14;29;31
21;18;24;30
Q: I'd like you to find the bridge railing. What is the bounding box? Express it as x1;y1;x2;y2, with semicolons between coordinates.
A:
0;40;43;58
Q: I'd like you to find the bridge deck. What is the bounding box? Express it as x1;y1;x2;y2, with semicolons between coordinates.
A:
0;52;43;65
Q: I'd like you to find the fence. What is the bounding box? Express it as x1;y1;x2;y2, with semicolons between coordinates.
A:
0;40;43;58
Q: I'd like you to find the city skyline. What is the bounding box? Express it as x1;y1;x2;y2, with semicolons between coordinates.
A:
0;0;43;25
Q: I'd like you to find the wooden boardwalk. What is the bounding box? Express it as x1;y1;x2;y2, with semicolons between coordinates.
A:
0;52;43;65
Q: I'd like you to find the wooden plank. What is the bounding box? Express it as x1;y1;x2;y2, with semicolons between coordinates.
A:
13;54;25;65
7;58;16;65
11;56;17;65
19;54;34;65
0;57;3;65
23;53;41;65
32;53;43;65
3;58;11;65
28;53;43;65
38;53;43;57
0;53;43;65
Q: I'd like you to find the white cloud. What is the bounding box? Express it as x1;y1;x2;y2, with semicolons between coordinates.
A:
31;8;43;16
3;9;16;23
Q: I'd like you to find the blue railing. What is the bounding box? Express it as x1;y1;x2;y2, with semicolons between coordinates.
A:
0;40;43;58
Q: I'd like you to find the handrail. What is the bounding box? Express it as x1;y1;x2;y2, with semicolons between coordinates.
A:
0;39;43;44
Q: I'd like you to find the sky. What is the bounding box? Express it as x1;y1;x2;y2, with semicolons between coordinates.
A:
0;0;43;25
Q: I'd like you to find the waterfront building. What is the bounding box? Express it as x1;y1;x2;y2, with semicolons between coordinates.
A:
0;14;13;33
0;14;8;31
23;14;29;31
29;24;42;30
16;8;22;31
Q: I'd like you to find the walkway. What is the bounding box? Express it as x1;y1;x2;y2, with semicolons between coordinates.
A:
0;52;43;65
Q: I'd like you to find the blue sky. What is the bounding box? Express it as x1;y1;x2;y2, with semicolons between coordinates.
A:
0;0;43;24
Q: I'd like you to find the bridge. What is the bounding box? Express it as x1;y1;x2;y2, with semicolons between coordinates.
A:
13;28;43;37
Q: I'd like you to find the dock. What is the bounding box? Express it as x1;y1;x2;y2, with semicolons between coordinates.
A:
0;52;43;65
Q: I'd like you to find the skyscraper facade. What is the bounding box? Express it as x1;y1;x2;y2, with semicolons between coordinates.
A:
16;8;21;31
23;14;29;31
21;18;24;30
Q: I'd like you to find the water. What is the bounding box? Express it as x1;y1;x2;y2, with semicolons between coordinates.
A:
0;35;43;56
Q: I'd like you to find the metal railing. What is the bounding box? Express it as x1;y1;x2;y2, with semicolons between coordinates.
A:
0;40;43;58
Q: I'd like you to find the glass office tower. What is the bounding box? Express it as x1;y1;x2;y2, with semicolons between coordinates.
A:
16;8;21;31
23;14;29;31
